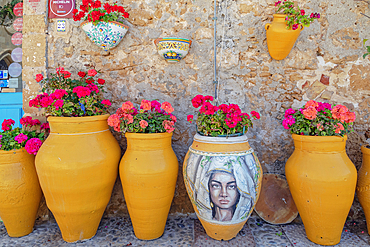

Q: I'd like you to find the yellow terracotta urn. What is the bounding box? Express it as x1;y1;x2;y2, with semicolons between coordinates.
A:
183;134;263;241
265;14;303;60
35;115;121;242
120;132;178;240
357;145;370;234
0;148;42;237
285;134;357;245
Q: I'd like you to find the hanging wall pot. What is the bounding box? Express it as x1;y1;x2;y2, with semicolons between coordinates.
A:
81;21;129;51
183;134;262;240
154;37;192;62
265;14;303;60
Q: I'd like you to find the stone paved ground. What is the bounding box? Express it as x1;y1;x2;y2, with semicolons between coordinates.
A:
1;214;370;247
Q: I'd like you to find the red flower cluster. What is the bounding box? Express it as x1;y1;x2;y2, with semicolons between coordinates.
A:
73;86;92;98
73;0;129;24
108;100;176;133
30;67;112;117
188;95;259;136
20;116;41;127
25;138;43;155
2;119;15;131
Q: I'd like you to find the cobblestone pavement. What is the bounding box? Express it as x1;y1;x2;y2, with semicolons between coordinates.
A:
1;214;370;246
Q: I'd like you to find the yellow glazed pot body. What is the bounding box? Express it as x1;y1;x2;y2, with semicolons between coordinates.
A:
0;148;42;237
265;14;303;60
120;132;178;240
183;134;263;240
285;134;357;245
35;115;121;242
357;145;370;234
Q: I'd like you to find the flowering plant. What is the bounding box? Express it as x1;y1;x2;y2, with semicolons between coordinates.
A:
30;67;112;117
108;100;176;134
187;95;260;137
1;117;49;155
282;100;356;136
275;0;320;30
73;0;129;25
364;39;370;59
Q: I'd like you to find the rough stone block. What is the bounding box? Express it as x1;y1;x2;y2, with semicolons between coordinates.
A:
22;34;46;67
320;91;334;100
320;74;330;85
306;80;326;99
195;28;213;40
23;15;46;33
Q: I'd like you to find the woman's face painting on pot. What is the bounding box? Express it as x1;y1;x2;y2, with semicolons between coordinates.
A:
208;171;240;221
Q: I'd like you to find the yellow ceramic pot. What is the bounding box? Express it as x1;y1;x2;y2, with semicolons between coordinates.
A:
183;134;262;240
120;132;178;240
265;14;303;60
35;115;121;242
285;134;357;245
0;148;42;237
357;145;370;234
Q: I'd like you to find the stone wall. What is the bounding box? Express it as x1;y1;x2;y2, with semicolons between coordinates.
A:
23;0;370;218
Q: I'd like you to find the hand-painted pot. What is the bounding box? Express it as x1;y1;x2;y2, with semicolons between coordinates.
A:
183;134;263;240
154;37;192;62
81;21;129;51
35;115;121;242
265;14;303;60
285;134;357;245
120;132;178;240
357;145;370;234
0;148;42;237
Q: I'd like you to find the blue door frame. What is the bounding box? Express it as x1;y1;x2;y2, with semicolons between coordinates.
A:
0;92;23;129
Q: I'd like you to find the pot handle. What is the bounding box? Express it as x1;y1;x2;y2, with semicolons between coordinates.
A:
299;24;304;31
265;23;271;31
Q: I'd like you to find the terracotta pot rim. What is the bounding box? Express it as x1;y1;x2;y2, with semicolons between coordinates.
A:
80;20;130;30
291;134;347;142
47;114;109;123
125;132;173;139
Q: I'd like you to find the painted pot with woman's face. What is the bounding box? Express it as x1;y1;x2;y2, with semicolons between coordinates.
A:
183;133;262;240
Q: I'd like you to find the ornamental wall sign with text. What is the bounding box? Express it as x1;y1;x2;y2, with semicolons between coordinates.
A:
48;0;75;18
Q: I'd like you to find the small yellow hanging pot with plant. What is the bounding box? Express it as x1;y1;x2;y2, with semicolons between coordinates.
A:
265;1;320;60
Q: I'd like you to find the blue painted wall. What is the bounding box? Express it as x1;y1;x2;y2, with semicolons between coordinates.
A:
0;92;23;129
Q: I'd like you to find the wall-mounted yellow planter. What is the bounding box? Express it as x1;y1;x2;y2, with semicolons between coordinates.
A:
357;145;370;234
120;132;178;240
285;134;357;245
183;134;262;240
265;14;303;60
0;148;42;237
35;115;121;242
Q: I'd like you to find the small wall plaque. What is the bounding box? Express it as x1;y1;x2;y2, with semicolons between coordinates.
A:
57;20;66;32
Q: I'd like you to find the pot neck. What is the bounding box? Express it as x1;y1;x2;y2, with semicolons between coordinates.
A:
292;134;347;153
273;14;287;21
125;132;173;150
48;115;109;134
